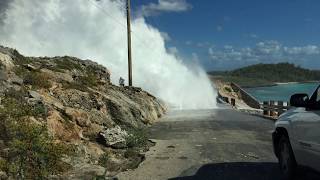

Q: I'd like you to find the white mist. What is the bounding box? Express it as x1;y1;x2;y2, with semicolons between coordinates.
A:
0;0;217;109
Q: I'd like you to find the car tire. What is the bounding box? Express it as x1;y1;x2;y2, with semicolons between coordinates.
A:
278;136;297;180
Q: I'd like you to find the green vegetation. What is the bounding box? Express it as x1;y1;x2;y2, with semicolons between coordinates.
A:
54;57;82;71
98;153;110;168
77;73;98;87
62;66;99;91
125;128;149;148
1;90;47;119
62;74;98;92
224;86;232;93
124;148;140;159
0;90;70;179
23;72;52;89
209;63;320;87
14;66;52;89
12;49;32;65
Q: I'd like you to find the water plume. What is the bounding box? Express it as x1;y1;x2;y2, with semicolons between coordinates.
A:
0;0;217;109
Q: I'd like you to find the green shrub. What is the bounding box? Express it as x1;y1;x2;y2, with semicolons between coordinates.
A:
79;74;98;87
0;158;8;172
125;128;149;148
13;65;52;89
7;122;70;179
62;74;98;92
98;153;109;168
2;91;47;119
0;90;70;179
224;86;232;93
124;148;139;159
54;58;82;71
12;49;32;65
23;72;51;89
13;66;28;77
62;81;88;92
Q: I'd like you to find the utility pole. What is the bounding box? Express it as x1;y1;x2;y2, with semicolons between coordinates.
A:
126;0;132;86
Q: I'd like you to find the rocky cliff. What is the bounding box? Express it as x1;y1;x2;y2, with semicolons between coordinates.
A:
0;46;166;179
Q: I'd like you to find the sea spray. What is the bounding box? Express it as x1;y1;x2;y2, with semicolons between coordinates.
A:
0;0;217;109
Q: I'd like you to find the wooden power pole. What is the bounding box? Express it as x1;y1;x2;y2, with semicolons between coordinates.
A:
126;0;132;86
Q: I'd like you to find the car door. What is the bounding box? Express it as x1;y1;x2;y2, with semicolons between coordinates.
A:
293;86;320;171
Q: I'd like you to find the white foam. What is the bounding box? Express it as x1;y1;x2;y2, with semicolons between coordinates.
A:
0;0;217;109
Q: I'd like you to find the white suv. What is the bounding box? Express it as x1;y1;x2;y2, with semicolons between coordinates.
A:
273;86;320;179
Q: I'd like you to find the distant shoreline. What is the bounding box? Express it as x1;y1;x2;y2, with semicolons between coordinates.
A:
242;81;319;89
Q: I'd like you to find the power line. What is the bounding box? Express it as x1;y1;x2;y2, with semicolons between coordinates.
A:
87;0;155;50
86;0;170;67
87;0;127;28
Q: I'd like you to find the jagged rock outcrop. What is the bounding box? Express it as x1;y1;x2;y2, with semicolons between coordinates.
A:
0;46;166;179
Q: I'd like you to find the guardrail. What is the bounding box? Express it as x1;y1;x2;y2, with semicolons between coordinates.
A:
230;83;260;109
260;101;290;119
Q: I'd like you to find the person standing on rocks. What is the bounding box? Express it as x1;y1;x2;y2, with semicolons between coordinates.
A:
119;77;125;87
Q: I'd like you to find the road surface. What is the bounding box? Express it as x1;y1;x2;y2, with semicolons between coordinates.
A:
117;108;320;180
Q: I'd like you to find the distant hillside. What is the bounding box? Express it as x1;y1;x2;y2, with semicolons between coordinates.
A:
209;63;320;87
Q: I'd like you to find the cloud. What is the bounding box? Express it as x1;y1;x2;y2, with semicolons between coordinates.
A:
250;34;258;38
196;42;205;47
208;47;214;56
187;41;213;48
168;46;179;55
191;52;200;63
0;0;10;12
139;0;192;17
185;40;192;45
160;31;171;41
0;0;10;22
246;33;258;39
255;40;282;55
216;25;223;32
208;40;320;70
284;45;320;55
224;45;233;50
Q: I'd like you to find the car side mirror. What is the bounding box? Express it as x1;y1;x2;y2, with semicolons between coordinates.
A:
290;93;309;107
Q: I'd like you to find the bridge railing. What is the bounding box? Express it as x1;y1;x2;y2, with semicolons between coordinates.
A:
260;101;290;119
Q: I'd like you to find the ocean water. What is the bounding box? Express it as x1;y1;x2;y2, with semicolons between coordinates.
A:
245;82;319;102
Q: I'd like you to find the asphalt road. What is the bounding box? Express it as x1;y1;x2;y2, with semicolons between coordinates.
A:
117;108;320;180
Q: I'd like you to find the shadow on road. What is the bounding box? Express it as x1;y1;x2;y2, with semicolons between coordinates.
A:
169;162;320;180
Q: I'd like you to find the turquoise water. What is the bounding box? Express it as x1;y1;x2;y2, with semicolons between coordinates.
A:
245;82;319;102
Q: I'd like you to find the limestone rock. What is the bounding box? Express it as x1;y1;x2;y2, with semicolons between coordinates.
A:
65;108;91;127
8;74;23;85
0;52;14;70
28;90;42;101
98;126;128;149
41;68;74;83
24;64;38;71
47;110;82;141
0;45;167;178
0;171;7;180
0;69;7;81
62;164;106;180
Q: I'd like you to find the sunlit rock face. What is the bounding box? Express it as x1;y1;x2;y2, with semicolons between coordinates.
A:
0;0;217;109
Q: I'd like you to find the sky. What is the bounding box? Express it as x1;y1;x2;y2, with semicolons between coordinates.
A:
130;0;320;71
1;0;320;71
